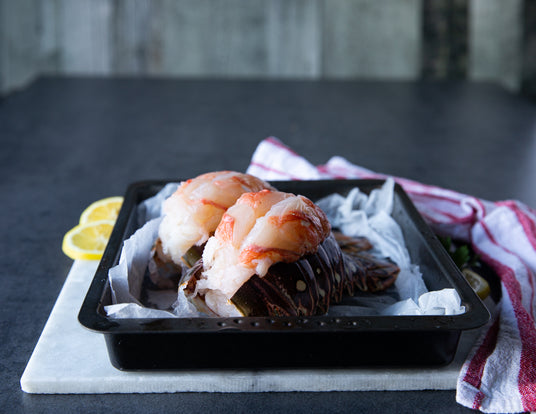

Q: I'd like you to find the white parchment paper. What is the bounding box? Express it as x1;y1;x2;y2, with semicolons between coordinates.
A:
104;179;465;318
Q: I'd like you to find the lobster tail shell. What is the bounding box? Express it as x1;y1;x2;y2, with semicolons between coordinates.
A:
182;232;400;317
231;234;346;316
334;231;400;294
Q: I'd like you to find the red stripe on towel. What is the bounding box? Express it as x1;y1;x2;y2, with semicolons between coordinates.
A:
497;201;536;253
265;136;300;156
249;162;304;181
462;317;500;409
477;221;536;412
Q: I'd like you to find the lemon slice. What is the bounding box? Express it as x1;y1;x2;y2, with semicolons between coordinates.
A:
462;268;491;300
79;196;123;224
62;220;116;260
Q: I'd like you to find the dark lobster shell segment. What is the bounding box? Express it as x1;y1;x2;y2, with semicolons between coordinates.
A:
231;234;347;317
182;233;401;318
334;231;400;294
232;232;401;317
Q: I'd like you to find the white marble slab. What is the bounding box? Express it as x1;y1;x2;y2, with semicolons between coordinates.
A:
20;260;480;394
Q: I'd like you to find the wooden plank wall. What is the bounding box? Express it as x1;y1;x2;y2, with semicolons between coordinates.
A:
0;0;533;98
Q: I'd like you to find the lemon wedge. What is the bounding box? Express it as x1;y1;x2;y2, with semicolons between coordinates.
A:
462;268;491;300
79;196;123;224
62;220;116;261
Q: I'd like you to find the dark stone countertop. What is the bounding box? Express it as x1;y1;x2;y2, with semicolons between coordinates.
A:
2;77;535;413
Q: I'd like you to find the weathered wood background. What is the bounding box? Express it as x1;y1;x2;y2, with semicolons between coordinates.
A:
1;0;534;98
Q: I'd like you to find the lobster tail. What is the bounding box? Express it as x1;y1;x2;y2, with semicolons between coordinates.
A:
231;234;346;316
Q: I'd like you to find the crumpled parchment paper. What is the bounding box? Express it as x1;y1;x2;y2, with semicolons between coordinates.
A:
104;179;465;318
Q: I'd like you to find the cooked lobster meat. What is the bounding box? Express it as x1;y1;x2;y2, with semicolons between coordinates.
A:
180;190;399;317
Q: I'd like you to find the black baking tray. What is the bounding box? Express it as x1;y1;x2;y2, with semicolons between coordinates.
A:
79;179;490;370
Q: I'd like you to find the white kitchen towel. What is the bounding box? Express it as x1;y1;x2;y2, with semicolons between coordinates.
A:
246;137;536;414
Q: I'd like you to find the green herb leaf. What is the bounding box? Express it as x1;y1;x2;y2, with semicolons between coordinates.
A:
439;236;452;252
451;245;470;269
438;236;480;270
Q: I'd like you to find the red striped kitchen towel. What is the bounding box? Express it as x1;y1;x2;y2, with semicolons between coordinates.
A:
246;137;536;414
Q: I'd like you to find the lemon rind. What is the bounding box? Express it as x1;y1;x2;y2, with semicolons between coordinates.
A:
62;219;116;261
79;196;123;225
